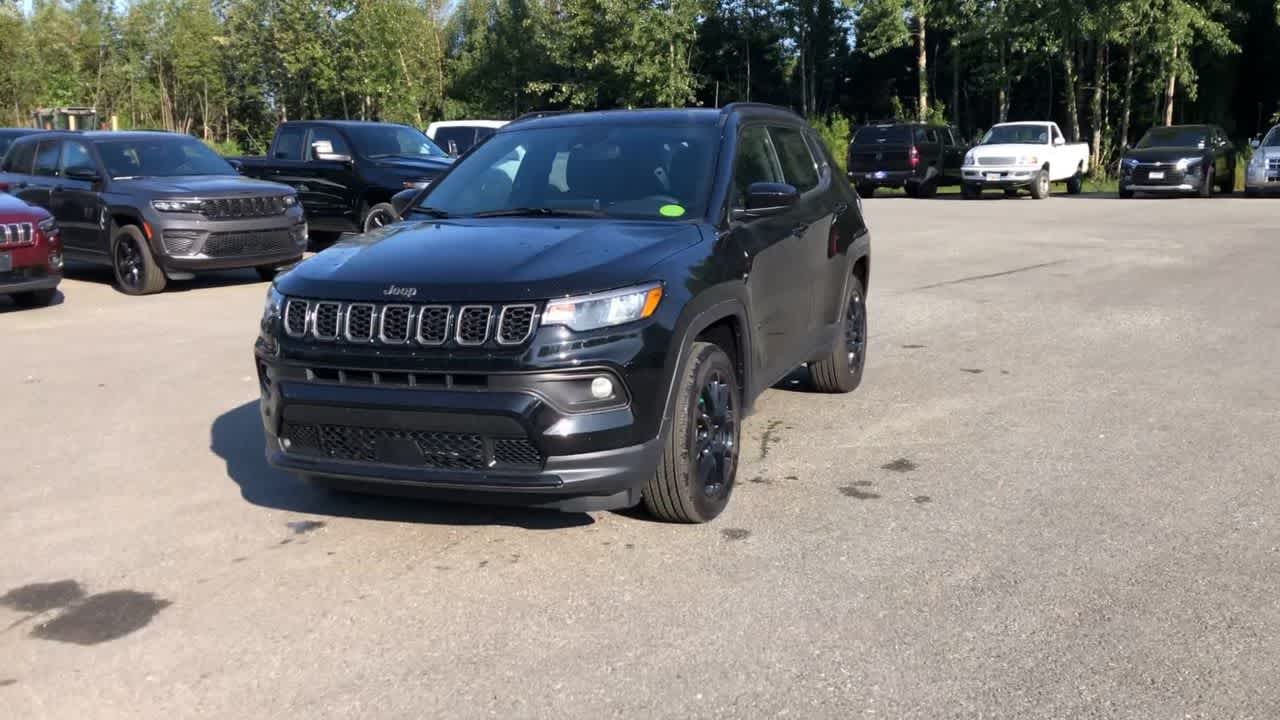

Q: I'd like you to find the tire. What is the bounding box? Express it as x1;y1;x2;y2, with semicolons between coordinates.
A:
856;185;875;199
1029;170;1050;199
1066;171;1084;195
361;202;399;233
809;276;867;394
961;183;979;200
256;265;279;282
12;288;57;307
1198;167;1213;198
1003;187;1019;198
917;177;938;198
1219;167;1235;195
904;182;919;198
110;224;167;295
1245;187;1260;198
1119;186;1134;199
643;342;740;523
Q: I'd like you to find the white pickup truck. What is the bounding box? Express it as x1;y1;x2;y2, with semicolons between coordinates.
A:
961;121;1090;199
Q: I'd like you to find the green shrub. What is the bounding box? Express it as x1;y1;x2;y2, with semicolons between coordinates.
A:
204;137;244;157
810;114;851;173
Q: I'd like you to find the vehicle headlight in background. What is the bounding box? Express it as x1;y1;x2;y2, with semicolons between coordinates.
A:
282;194;299;208
1175;158;1201;172
262;284;285;326
541;283;664;332
37;216;59;237
1121;158;1139;170
1018;155;1039;166
964;152;975;166
152;198;203;213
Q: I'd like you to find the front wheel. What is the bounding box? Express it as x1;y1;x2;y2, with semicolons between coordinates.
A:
111;224;167;295
961;183;980;199
643;342;740;523
1198;167;1213;198
1029;170;1050;199
809;276;867;394
361;202;399;233
1219;167;1235;194
1118;186;1134;199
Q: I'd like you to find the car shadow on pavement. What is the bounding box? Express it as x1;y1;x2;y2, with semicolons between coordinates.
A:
0;289;65;314
64;262;272;293
210;401;595;530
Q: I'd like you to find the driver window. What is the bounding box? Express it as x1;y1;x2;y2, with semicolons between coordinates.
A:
60;141;95;175
307;127;350;160
732;126;781;208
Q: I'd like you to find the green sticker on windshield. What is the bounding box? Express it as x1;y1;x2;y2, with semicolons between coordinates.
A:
659;204;686;218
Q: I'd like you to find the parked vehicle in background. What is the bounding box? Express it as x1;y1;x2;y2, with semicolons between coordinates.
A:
426;120;506;157
1245;124;1280;197
255;104;871;522
961;122;1089;199
1118;124;1235;198
847;122;965;198
233;121;453;238
0;129;41;159
0;192;61;307
0;131;305;295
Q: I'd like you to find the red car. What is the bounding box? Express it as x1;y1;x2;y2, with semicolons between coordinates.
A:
0;192;62;307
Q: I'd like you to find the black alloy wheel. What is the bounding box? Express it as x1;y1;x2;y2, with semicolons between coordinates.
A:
809;276;867;394
693;371;737;501
110;224;166;295
843;285;867;373
362;203;399;233
115;236;142;290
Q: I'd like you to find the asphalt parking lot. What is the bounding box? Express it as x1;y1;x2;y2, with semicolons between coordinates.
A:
3;193;1279;718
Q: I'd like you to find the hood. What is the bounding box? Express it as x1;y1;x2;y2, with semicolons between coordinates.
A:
369;156;454;177
114;174;293;197
1123;147;1207;164
1252;146;1280;160
276;218;702;303
0;191;48;218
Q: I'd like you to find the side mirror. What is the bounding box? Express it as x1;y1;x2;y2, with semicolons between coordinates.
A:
1250;138;1261;150
64;166;101;182
1053;136;1065;147
735;182;799;219
315;151;352;163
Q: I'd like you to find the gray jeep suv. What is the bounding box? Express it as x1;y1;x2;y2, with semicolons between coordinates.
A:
0;131;306;295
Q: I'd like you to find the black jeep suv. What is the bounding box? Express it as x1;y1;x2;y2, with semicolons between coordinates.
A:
255;104;872;522
847;122;966;198
0;131;306;295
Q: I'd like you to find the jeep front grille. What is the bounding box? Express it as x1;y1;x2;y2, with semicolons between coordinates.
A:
0;222;34;248
201;196;289;219
281;299;540;348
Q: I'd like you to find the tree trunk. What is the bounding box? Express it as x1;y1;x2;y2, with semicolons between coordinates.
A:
1163;39;1178;126
951;37;960;129
915;10;929;119
1116;45;1136;148
997;40;1009;123
1062;40;1081;141
1089;41;1104;171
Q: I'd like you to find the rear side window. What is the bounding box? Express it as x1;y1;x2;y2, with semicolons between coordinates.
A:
770;126;819;193
434;127;476;156
273;126;305;161
4;139;36;173
854;126;910;145
33;140;61;177
61;141;95;174
732;126;781;208
306;126;350;159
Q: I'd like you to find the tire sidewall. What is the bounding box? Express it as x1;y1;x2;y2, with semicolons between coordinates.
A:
677;345;740;521
362;203;399;233
845;277;868;388
110;225;159;295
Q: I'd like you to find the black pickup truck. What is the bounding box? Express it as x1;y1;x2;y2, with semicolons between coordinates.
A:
232;121;453;240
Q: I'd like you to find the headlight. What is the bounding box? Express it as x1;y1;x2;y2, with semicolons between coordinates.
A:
1018;155;1039;166
1121;158;1139;170
151;198;203;213
1248;154;1264;169
37;216;58;234
541;283;664;332
262;285;285;325
1175;158;1202;172
282;194;299;208
964;152;975;166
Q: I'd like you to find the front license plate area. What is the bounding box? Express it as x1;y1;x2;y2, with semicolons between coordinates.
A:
985;173;1001;182
1148;171;1165;180
0;252;11;273
872;171;887;180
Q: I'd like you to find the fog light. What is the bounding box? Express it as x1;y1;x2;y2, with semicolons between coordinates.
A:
590;376;614;400
280;438;292;450
48;251;63;271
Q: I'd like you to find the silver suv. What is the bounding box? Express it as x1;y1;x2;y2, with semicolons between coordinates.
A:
1246;125;1280;197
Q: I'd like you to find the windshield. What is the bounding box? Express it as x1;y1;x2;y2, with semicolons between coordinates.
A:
853;126;909;145
95;137;235;178
1262;126;1280;148
415;123;718;221
346;125;447;159
1137;127;1207;149
981;125;1049;145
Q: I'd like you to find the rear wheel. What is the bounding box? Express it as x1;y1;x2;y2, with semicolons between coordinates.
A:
904;182;919;198
1219;167;1235;194
1066;171;1084;195
856;185;875;199
1029;170;1050;199
1245;187;1260;198
361;202;399;233
1003;187;1020;198
961;183;980;199
917;177;938;198
1119;186;1135;199
12;288;57;308
111;224;167;296
809;276;867;394
643;342;740;523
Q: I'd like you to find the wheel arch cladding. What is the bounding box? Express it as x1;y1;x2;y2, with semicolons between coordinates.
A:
853;255;870;295
695;315;745;395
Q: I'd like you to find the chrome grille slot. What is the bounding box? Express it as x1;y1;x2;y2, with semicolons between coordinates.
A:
312;302;341;340
201;195;288;219
497;304;536;345
379;305;413;344
344;304;375;342
284;299;309;337
456;306;492;346
416;305;451;345
0;222;35;248
978;156;1015;166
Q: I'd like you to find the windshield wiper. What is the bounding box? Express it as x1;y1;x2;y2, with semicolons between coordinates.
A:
410;206;450;218
469;207;605;219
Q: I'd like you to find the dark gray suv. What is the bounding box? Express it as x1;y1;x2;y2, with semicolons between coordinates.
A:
0;131;306;295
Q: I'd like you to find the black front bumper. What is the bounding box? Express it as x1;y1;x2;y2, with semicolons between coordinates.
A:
255;355;662;511
1;269;60;296
848;169;917;188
